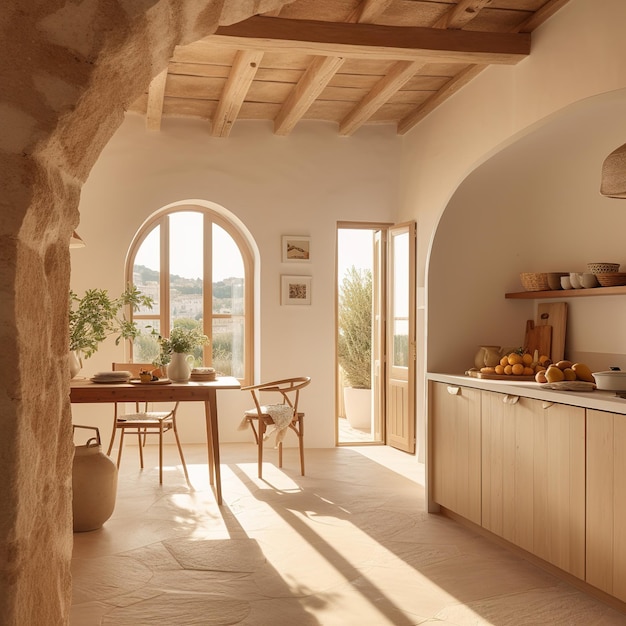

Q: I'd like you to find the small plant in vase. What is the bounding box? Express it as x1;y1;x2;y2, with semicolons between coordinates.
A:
155;325;209;382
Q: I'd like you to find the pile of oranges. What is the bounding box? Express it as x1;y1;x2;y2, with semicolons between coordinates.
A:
479;351;595;384
480;350;550;378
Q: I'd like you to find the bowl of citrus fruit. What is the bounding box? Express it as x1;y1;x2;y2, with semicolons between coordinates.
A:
470;349;596;389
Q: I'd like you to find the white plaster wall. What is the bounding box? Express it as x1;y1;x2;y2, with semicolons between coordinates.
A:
397;0;626;461
70;115;401;449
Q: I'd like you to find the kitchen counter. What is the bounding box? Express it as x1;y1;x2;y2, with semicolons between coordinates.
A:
427;372;626;415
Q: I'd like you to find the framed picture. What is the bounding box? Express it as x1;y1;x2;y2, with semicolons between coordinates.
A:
282;235;311;262
281;275;312;306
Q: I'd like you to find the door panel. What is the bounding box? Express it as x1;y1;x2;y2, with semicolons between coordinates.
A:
386;222;416;453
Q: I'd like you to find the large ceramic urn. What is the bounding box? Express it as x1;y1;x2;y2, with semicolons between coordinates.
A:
72;426;118;532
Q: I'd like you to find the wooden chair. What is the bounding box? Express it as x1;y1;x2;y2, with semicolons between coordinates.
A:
106;363;190;485
241;377;311;479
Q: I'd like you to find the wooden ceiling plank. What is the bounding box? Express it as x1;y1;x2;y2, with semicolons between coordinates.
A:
212;16;530;65
397;64;486;134
347;0;395;24
274;55;345;135
212;49;264;137
146;68;168;131
339;60;424;136
432;0;494;30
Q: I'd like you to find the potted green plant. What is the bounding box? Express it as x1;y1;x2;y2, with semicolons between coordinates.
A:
69;285;154;376
337;266;372;428
155;324;209;382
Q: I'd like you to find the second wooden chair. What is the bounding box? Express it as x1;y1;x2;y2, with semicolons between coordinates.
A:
106;363;190;485
241;376;311;479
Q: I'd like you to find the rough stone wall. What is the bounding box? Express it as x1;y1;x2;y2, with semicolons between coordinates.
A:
0;1;290;623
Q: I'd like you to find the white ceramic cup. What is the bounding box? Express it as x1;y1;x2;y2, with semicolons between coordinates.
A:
560;275;572;289
569;272;582;289
581;272;599;288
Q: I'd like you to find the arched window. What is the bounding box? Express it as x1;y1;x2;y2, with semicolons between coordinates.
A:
126;206;253;383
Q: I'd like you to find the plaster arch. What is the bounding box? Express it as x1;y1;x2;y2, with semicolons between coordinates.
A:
426;87;626;376
0;2;290;623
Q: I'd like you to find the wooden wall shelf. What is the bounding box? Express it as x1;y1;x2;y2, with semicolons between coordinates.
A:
506;286;626;299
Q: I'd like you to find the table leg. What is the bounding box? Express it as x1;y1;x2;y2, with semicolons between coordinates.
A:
204;393;222;505
204;400;215;487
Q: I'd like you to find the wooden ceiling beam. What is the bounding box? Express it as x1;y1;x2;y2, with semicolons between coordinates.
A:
340;61;425;136
516;0;573;33
397;64;486;134
146;68;168;131
432;0;493;30
398;0;573;135
274;55;345;136
212;49;264;137
212;16;530;65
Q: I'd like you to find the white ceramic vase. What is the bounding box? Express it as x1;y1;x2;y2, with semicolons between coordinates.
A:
69;350;82;379
167;352;194;382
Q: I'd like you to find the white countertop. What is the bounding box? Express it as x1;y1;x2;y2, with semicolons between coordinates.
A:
427;372;626;415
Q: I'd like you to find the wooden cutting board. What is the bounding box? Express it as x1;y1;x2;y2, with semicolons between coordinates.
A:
524;319;552;358
536;302;567;363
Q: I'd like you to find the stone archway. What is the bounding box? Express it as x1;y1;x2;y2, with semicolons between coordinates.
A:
0;2;290;623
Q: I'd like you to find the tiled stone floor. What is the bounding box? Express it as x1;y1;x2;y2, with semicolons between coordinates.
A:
71;443;624;625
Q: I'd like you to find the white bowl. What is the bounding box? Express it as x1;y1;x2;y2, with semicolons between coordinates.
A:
593;370;626;391
560;275;572;289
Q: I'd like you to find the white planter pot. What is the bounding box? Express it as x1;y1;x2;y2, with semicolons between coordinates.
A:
343;387;372;430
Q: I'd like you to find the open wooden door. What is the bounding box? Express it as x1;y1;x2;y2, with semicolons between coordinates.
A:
386;222;416;453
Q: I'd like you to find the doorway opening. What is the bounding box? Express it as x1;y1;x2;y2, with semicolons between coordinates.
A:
336;221;416;451
336;225;385;445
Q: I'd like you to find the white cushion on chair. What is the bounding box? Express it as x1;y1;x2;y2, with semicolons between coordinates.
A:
243;404;294;446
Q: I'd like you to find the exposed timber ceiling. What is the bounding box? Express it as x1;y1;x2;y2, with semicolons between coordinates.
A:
129;0;573;137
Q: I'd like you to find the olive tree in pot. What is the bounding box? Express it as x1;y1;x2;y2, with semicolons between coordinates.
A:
69;285;153;377
337;266;373;429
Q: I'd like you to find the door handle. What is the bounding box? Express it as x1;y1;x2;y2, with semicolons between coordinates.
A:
446;386;460;396
503;394;519;405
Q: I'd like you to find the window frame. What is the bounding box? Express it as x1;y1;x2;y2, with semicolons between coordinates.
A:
125;206;254;384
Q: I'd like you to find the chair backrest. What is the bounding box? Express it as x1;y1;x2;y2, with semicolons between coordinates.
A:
112;363;162;377
111;363;174;414
243;377;311;415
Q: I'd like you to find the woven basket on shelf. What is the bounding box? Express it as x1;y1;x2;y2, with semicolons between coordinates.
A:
520;272;550;292
596;272;626;287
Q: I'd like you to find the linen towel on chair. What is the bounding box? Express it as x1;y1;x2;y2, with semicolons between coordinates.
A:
239;404;294;447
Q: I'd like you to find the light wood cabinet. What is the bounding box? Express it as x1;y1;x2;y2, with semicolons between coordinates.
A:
586;409;626;601
481;392;585;579
430;382;481;524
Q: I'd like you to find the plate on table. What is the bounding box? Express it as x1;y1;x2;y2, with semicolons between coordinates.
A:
129;378;172;385
91;372;132;384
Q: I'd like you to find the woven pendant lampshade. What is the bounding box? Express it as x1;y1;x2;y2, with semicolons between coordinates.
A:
600;142;626;198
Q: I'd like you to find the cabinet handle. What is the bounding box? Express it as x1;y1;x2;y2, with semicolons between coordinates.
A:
503;394;520;405
446;386;461;395
542;401;554;409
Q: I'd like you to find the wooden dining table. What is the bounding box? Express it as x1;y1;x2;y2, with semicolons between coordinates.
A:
70;376;241;505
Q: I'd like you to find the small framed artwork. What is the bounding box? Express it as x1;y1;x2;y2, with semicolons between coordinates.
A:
281;275;312;306
282;235;311;262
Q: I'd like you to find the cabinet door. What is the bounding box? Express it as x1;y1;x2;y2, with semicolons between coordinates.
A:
430;382;481;524
482;392;585;578
587;409;626;601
